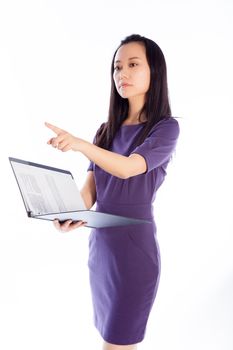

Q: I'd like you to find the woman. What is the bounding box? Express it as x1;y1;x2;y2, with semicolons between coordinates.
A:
45;34;180;350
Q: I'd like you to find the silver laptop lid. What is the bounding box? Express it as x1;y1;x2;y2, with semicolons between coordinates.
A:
9;157;87;216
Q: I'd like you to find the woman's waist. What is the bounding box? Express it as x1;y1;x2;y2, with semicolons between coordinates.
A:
95;200;154;220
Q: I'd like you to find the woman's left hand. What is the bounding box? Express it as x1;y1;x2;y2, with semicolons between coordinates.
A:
45;122;83;152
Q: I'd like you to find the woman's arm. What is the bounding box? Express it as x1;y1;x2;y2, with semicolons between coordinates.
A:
45;122;147;179
78;141;147;179
80;170;96;209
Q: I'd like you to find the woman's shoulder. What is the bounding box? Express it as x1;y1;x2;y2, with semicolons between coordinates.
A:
148;116;180;137
95;121;107;135
157;115;179;126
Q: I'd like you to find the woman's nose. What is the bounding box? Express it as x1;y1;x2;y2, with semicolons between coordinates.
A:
119;67;128;79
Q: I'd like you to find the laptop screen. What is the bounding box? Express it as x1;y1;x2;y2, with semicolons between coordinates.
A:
9;157;87;216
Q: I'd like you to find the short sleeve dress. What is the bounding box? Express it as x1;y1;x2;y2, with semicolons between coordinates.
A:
87;116;180;345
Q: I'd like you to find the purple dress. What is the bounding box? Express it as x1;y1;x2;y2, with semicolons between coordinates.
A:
87;117;180;345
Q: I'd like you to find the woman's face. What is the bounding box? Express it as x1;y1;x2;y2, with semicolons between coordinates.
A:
113;42;151;100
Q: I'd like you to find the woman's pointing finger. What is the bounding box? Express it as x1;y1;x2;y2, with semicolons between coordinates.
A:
45;122;64;135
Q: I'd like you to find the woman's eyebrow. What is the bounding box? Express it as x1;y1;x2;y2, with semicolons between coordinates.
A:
114;57;141;63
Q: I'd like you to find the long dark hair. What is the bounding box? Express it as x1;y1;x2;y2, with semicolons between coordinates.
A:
95;34;172;150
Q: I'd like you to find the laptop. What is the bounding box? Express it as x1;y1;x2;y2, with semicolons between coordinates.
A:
9;157;151;229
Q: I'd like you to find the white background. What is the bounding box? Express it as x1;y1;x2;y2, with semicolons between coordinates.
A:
0;0;233;349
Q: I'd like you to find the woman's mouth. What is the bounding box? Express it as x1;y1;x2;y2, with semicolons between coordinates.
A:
120;83;132;88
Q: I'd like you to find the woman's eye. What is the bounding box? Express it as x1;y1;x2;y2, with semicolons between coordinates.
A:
114;63;137;71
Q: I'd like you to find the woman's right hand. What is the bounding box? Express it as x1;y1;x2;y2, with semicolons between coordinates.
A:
53;219;87;232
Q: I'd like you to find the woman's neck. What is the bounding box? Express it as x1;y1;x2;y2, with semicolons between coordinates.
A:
127;95;146;123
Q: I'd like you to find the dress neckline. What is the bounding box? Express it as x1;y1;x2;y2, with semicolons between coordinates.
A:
121;122;147;127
